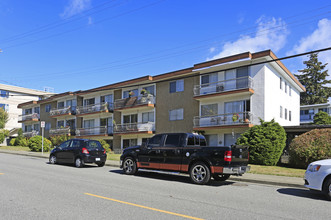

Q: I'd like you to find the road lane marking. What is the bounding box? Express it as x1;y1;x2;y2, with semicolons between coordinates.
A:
84;193;204;220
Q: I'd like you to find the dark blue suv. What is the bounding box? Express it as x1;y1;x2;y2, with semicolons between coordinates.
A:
49;139;107;168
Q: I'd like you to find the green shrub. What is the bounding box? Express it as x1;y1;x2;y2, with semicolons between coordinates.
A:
313;111;331;125
0;129;9;144
98;139;111;153
236;119;286;166
49;135;71;147
19;138;29;147
28;135;52;152
289;129;331;168
9;138;16;146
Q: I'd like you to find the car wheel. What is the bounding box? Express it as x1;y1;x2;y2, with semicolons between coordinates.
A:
49;155;57;164
323;177;331;201
213;174;230;181
97;162;105;167
189;162;211;185
123;157;137;175
75;157;84;168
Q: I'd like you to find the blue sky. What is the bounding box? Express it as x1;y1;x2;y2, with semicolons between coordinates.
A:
0;0;330;93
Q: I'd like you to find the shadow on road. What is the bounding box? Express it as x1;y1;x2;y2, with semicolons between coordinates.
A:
109;169;239;187
46;162;100;168
277;188;327;201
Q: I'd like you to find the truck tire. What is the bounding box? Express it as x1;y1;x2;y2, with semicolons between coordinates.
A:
323;177;331;201
123;157;137;175
189;162;211;185
213;174;230;181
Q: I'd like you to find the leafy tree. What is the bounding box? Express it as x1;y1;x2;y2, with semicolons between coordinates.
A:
289;129;331;168
313;111;331;125
0;108;9;129
236;119;286;166
0;129;9;144
295;53;331;105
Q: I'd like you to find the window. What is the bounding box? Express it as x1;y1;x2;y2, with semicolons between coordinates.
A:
169;79;184;93
45;122;51;130
33;124;39;131
285;82;287;93
45;104;51;112
84;98;95;106
71;140;82;148
205;134;218;146
289;111;292;121
142;112;154;123
224;133;242;146
24;108;32;115
83;119;94;128
123;139;137;149
0;103;9;111
169;108;184;121
224;100;250;114
285;108;288;120
289;87;292;96
148;135;162;147
34;107;40;114
123;114;138;124
25;125;32;132
0;90;9;98
87;140;102;148
318;108;328;113
201;73;218;85
59;140;71;149
123;89;138;98
101;94;113;103
142;138;149;146
66;99;77;107
280;106;283;118
165;134;181;147
57;101;64;108
142;85;155;95
57;120;65;128
280;77;283;89
201;104;218;116
187;134;195;146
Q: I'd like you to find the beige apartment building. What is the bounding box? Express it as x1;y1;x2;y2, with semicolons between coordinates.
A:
17;50;305;152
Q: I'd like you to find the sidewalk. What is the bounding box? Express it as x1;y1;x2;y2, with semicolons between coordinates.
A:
0;149;304;188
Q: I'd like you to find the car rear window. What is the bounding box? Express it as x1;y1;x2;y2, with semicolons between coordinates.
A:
87;140;102;148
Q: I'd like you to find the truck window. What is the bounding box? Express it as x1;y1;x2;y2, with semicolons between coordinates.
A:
148;135;162;147
165;134;181;147
199;136;207;146
187;134;195;146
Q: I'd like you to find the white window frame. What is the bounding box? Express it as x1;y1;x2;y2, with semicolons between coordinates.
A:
169;108;184;121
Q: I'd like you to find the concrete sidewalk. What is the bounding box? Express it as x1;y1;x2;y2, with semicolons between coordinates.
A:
0;149;304;188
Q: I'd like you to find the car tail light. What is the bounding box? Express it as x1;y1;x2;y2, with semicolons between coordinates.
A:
82;148;89;154
224;151;232;162
103;149;106;154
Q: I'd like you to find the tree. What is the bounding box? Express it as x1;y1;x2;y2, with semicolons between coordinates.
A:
0;108;9;129
313;111;331;125
295;53;331;105
236;119;286;166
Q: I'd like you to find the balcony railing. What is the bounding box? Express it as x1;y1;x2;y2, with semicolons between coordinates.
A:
23;130;39;138
114;94;155;110
50;106;75;116
300;114;314;122
75;126;113;136
193;112;253;128
76;102;113;115
193;76;253;96
49;127;73;136
113;122;155;133
18;113;40;122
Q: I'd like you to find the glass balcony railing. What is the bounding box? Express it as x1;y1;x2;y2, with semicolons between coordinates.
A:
193;112;252;128
75;126;113;136
49;127;74;136
300;114;314;121
18;113;40;122
193;76;253;96
50;106;75;116
76;102;113;115
113;122;155;133
114;94;155;110
23;130;39;138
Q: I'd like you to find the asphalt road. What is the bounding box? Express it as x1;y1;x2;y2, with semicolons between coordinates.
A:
0;153;329;220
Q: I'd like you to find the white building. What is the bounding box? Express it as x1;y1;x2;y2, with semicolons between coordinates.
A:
300;101;331;124
0;84;54;137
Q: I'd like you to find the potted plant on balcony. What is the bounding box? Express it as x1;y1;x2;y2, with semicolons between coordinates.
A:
232;113;239;123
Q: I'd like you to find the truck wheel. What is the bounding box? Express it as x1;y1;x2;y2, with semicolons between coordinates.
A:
213;174;230;181
123;157;137;175
323;177;331;201
189;162;211;185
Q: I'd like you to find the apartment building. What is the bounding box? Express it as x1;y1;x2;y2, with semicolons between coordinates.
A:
0;84;53;139
300;101;331;124
17;50;305;152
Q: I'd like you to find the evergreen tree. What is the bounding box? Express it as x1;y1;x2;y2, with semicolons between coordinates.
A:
0;108;9;129
295;53;331;105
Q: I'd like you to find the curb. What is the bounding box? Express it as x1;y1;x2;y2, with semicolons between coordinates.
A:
0;150;304;189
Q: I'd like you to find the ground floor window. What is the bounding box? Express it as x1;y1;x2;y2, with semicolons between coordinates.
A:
123;139;137;149
224;133;242;146
205;134;218;146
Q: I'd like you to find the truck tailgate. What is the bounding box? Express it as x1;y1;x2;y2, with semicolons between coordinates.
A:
231;145;249;166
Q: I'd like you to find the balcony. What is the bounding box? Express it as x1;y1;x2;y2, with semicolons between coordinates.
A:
23;130;39;138
75;126;113;137
114;95;155;111
76;103;113;116
18;113;40;123
193;112;253;130
113;122;155;135
50;106;75;117
193;76;254;99
300;114;314;123
49;127;74;136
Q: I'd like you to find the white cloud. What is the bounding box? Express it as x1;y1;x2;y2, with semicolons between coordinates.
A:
209;47;216;53
88;16;93;25
208;17;288;60
289;18;331;81
60;0;91;19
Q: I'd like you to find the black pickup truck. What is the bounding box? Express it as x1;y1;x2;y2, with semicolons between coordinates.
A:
120;133;250;184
